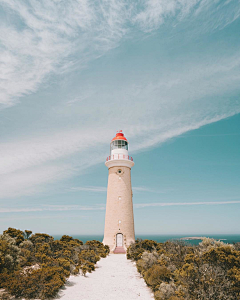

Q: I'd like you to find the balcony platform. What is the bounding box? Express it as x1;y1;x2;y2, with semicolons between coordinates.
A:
105;154;134;169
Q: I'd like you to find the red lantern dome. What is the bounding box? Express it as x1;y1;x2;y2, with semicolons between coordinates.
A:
111;130;128;142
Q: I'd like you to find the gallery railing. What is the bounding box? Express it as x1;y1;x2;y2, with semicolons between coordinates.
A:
106;154;133;161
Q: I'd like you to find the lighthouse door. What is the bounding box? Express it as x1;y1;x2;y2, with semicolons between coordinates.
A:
116;233;123;247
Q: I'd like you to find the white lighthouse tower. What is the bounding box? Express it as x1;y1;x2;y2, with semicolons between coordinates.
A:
103;131;135;253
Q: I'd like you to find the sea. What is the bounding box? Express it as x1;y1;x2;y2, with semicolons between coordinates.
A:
53;234;240;246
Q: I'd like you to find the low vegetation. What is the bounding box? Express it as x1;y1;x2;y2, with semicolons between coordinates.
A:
127;238;240;300
0;228;109;299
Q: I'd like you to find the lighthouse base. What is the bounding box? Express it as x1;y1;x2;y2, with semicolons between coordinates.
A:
113;247;126;254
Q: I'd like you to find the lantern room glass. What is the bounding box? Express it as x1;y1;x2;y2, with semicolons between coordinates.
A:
110;140;128;152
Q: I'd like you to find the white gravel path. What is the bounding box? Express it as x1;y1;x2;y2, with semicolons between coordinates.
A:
58;254;154;300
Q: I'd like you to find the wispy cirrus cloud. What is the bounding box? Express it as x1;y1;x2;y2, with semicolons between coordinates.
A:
1;0;239;108
135;201;240;208
133;0;240;32
0;163;75;198
133;187;171;193
0;0;129;108
0;204;105;213
70;186;107;192
133;0;199;32
1;200;240;213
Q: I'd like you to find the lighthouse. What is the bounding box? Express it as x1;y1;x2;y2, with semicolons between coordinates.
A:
103;131;135;253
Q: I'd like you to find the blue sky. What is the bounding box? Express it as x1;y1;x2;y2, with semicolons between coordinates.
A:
0;0;240;235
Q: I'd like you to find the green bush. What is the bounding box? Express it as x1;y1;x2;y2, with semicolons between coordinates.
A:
3;267;66;299
144;265;172;291
3;228;25;246
127;239;157;261
0;233;20;276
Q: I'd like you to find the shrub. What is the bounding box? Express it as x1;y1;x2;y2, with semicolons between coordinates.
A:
198;237;232;254
136;251;159;274
0;233;20;276
81;265;88;277
127;239;157;261
144;265;172;291
85;240;110;257
29;233;54;245
79;250;100;264
3;267;66;299
155;282;176;300
3;228;24;246
127;246;145;261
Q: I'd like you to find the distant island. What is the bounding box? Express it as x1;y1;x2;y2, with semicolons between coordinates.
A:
181;236;226;241
180;236;206;240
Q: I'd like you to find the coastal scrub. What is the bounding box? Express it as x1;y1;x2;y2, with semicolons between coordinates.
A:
127;238;240;300
0;228;109;299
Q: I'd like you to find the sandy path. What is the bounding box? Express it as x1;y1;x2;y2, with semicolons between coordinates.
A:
58;254;154;300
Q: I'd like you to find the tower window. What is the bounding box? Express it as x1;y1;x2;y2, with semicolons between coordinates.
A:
117;169;122;174
118;196;121;200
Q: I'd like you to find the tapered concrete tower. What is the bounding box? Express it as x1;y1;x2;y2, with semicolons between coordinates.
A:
103;131;135;253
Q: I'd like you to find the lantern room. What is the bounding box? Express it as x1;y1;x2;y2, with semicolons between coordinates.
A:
106;131;134;164
110;131;128;156
105;130;134;164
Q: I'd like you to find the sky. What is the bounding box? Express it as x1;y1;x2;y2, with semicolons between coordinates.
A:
0;0;240;236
